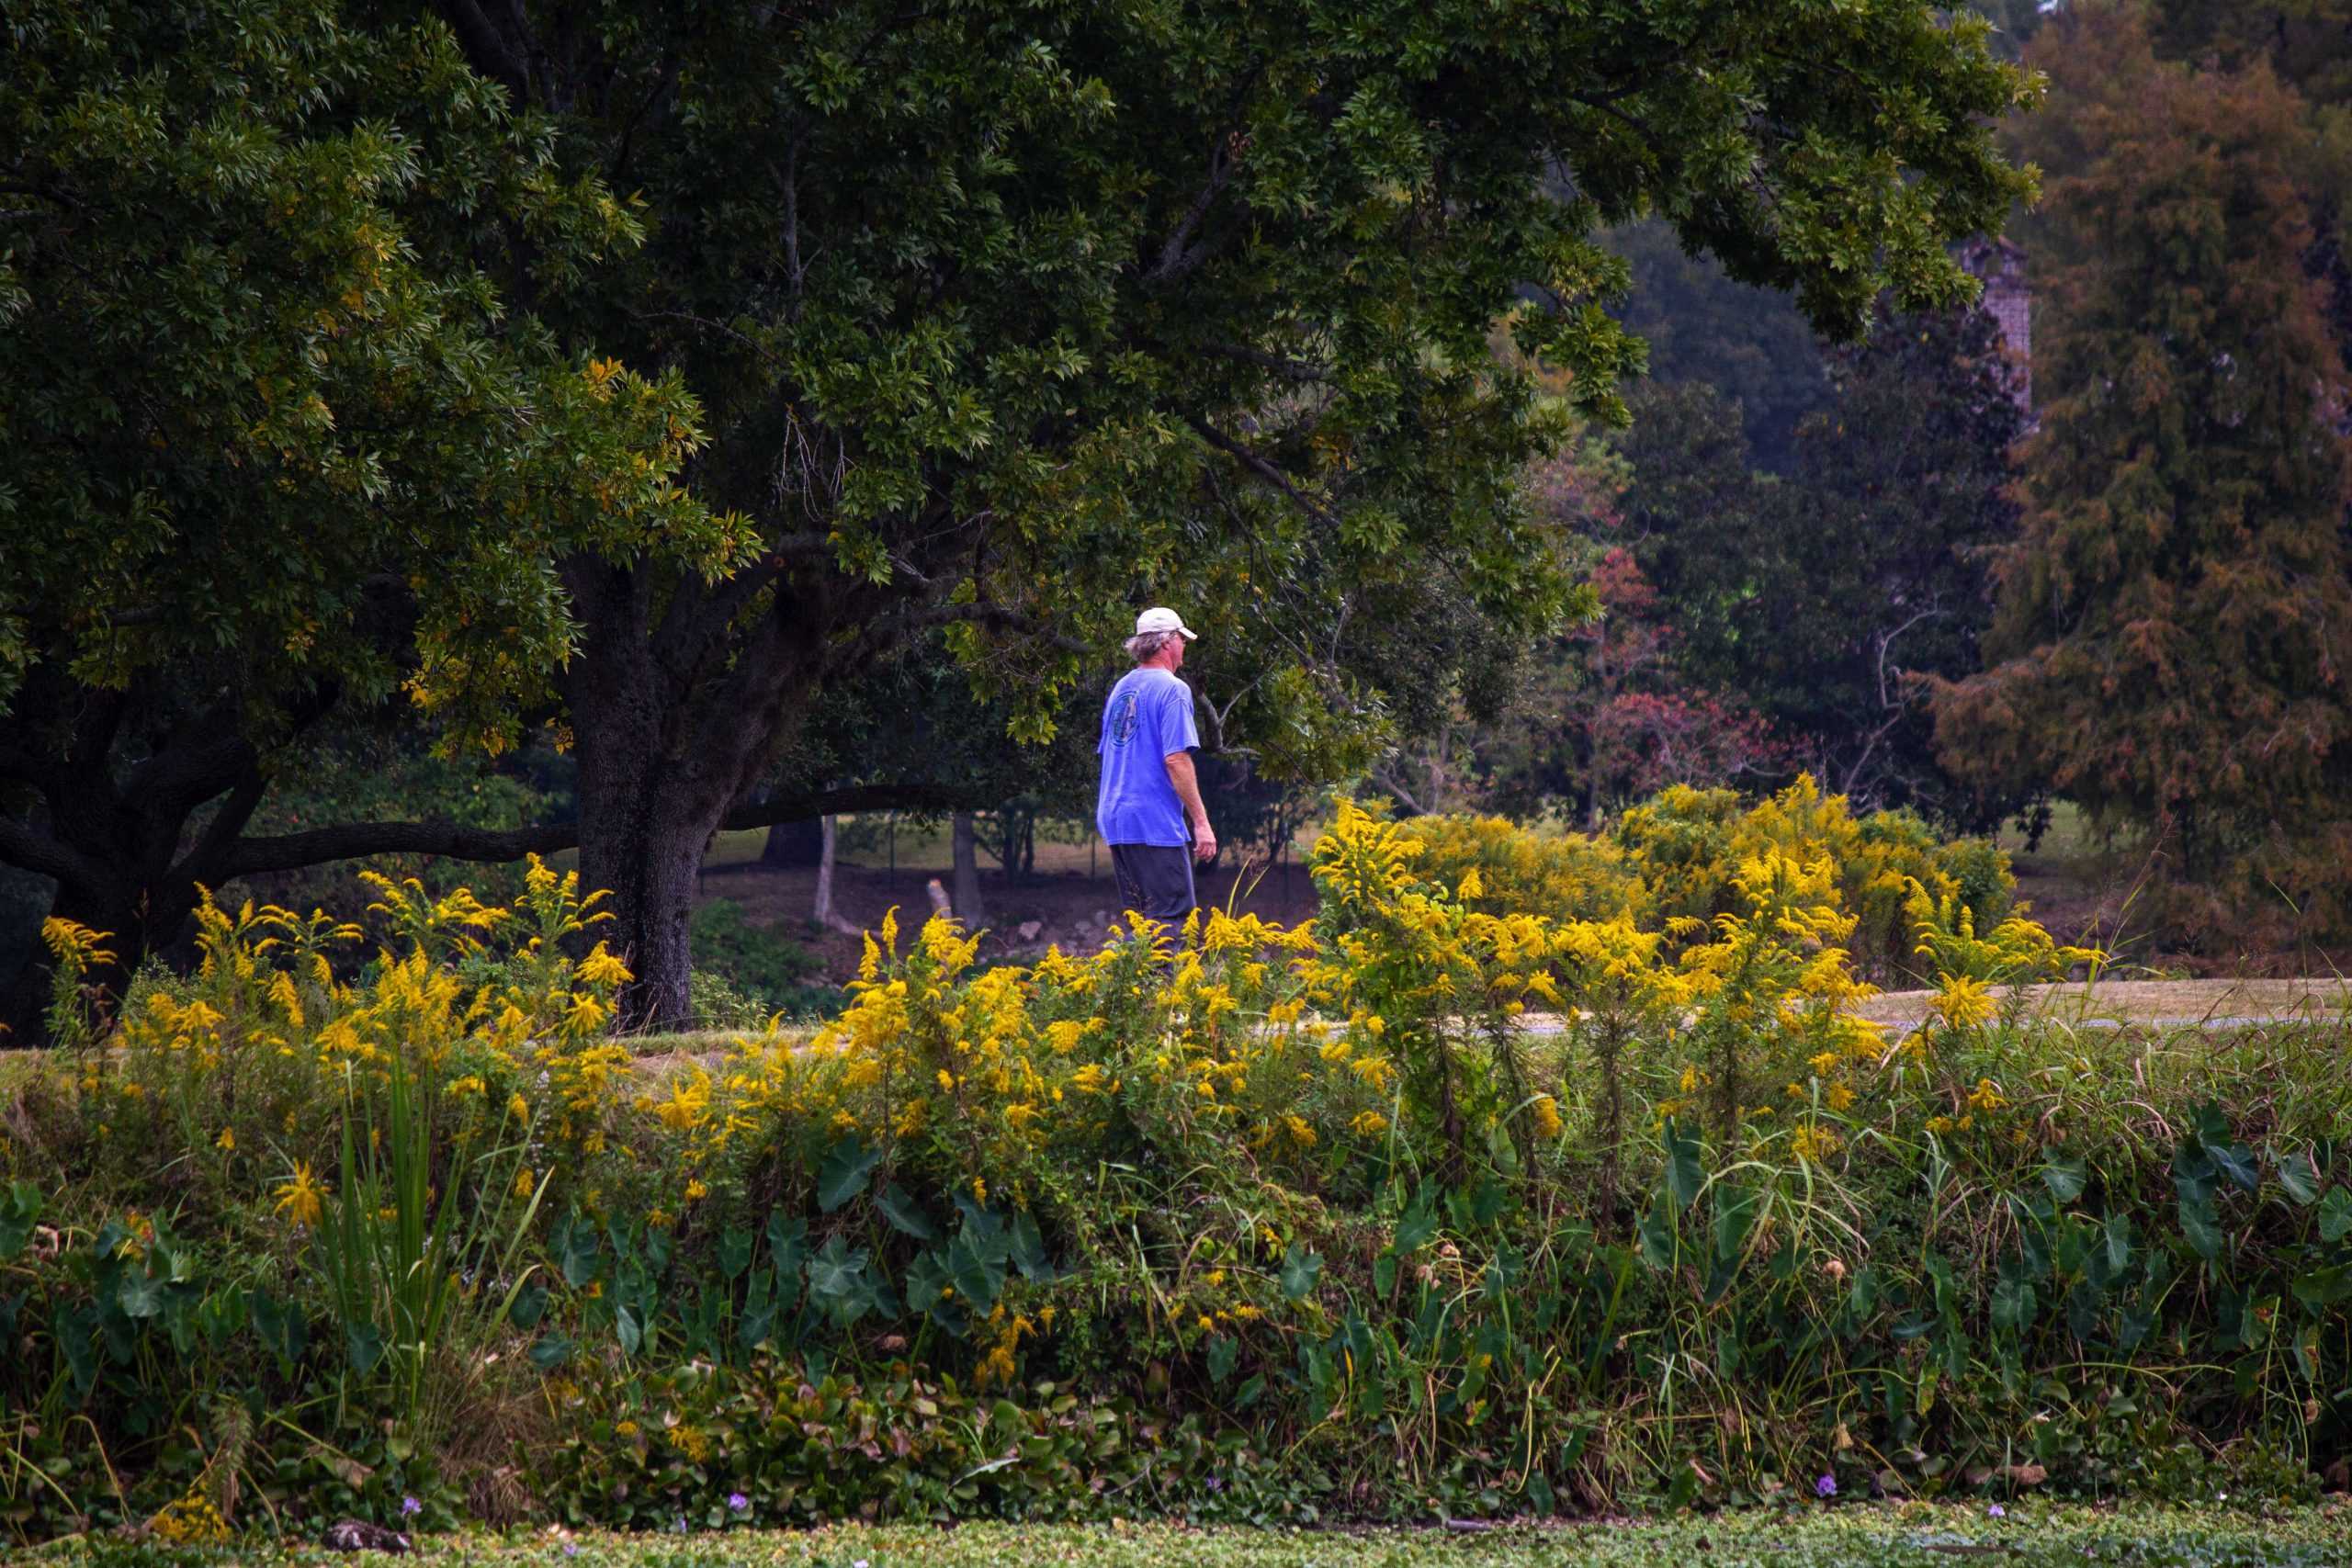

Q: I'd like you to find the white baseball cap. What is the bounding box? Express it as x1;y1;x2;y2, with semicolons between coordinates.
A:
1135;606;1197;640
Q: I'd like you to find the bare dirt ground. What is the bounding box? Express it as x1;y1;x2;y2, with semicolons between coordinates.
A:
695;848;1321;978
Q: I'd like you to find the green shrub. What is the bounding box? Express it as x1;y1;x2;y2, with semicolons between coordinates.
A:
687;900;831;1022
1613;775;2017;983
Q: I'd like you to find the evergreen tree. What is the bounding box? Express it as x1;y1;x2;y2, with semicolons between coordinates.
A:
1935;3;2352;929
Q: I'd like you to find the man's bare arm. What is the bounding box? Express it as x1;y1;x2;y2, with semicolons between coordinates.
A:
1163;751;1217;863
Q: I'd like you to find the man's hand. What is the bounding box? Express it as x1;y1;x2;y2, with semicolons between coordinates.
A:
1164;750;1216;864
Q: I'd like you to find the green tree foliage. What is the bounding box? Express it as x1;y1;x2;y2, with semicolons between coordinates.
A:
1759;302;2030;821
1602;220;1834;474
0;0;742;1024
408;0;2032;1028
2150;0;2352;106
1610;381;1772;672
1421;436;1784;825
1499;547;1788;827
1611;299;2026;828
1935;3;2352;934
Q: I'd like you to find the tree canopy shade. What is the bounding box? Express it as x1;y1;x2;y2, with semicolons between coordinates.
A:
1601;220;1835;476
0;0;746;1022
1934;3;2352;935
405;0;2035;1027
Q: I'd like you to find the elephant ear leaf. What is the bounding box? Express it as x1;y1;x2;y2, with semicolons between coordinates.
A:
806;1236;876;1325
1010;1211;1057;1283
0;1182;42;1260
2178;1195;2224;1262
1280;1242;1323;1301
1664;1118;1704;1212
818;1138;882;1213
2042;1152;2087;1204
876;1182;937;1241
2274;1147;2322;1207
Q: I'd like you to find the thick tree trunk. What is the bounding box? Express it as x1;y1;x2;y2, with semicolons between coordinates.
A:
570;663;732;1034
576;791;711;1033
560;561;837;1033
0;852;200;1045
0;679;266;1043
951;811;986;928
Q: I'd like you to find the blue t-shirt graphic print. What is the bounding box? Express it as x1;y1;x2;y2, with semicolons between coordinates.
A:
1095;667;1200;847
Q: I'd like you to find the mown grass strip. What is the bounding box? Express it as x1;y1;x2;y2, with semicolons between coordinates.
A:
30;1506;2352;1568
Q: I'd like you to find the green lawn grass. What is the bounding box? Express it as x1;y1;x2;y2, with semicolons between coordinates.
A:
37;1506;2352;1567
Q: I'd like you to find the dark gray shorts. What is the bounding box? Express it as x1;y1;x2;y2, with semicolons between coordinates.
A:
1110;842;1197;921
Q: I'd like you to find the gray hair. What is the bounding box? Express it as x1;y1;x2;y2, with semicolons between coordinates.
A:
1125;628;1183;662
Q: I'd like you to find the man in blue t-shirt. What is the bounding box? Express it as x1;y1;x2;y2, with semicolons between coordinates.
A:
1097;606;1216;921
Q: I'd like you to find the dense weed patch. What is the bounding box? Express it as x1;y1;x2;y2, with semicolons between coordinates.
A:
1;783;2348;1544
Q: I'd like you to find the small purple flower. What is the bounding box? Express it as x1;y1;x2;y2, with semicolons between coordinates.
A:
673;1514;688;1534
1814;1472;1837;1498
1988;1504;2007;1518
1206;1475;1225;1493
564;1547;579;1559
401;1495;422;1519
727;1492;751;1514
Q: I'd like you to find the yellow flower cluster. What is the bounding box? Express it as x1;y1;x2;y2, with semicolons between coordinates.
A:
67;856;640;1216
147;1489;231;1545
1909;880;2099;1042
1315;800;1907;1162
658;896;1388;1215
1611;776;2013;983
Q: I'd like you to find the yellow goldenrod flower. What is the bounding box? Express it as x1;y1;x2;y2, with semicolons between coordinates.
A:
1530;1095;1564;1140
576;943;633;988
1790;1122;1842;1163
273;1162;325;1230
1931;973;1996;1032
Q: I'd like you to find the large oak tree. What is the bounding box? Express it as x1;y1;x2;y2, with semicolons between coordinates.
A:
0;0;744;1030
405;0;2033;1026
